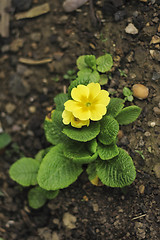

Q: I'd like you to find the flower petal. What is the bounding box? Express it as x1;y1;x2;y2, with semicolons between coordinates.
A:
62;110;72;124
71;85;89;102
64;100;82;112
71;118;90;128
90;104;107;121
93;90;110;106
87;82;101;101
73;107;91;121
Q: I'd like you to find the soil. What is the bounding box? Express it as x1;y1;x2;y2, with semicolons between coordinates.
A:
0;0;160;239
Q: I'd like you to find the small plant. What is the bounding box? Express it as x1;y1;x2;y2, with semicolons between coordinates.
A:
123;87;134;102
0;132;11;150
119;69;127;77
63;69;76;82
9;54;141;209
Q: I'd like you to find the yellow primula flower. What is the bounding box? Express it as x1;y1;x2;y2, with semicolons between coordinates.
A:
64;83;110;121
62;109;90;128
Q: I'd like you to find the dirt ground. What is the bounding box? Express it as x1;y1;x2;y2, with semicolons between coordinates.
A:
0;0;160;239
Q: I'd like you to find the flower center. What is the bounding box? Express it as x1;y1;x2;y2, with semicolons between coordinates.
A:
74;117;80;122
86;102;91;107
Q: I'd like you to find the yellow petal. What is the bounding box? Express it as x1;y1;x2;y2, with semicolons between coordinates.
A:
62;110;72;124
71;118;90;128
71;85;89;102
87;82;101;101
73;106;91;121
90;104;107;121
64;100;82;112
93;90;110;106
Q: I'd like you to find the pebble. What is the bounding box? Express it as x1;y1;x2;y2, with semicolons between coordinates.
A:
153;163;160;178
153;107;160;115
139;185;145;194
29;106;36;113
52;232;60;240
10;38;24;52
152;71;160;81
114;10;126;21
5;103;16;114
144;131;151;137
150;50;160;61
9;74;30;97
132;84;149;100
134;222;146;239
148;121;156;127
92;203;99;212
30;32;42;42
63;212;77;229
125;23;138;35
63;0;88;12
0;71;5;79
12;0;32;11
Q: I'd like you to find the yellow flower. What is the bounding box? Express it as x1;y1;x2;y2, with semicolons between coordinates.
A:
64;83;110;121
62;109;90;128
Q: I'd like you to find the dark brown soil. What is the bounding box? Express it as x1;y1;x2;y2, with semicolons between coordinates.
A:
0;0;160;239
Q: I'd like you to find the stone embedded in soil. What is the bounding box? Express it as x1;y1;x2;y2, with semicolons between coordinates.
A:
9;73;30;97
5;103;16;114
153;107;160;115
30;32;42;42
12;0;33;12
135;222;146;239
125;23;138;35
152;71;160;81
63;0;88;12
150;50;160;61
153;163;160;178
10;38;24;52
63;212;77;229
132;84;149;100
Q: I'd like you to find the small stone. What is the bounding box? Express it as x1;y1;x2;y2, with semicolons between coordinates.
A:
135;222;146;239
52;232;59;240
152;17;159;24
150;50;160;61
132;84;149;100
5;103;16;114
63;0;88;12
53;219;59;225
153;163;160;178
9;74;30;97
144;131;151;137
150;35;160;44
10;38;24;52
1;45;10;53
92;203;99;212
148;121;156;127
153;107;160;115
30;32;42;42
29;106;36;113
139;185;145;194
152;71;160;81
0;71;5;79
125;23;138;35
63;212;77;229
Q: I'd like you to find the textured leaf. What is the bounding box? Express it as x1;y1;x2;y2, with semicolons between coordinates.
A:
63;121;100;142
45;190;59;200
9;158;40;187
98;115;119;145
37;144;83;190
0;132;11;149
44;110;68;145
87;139;97;154
96;148;136;188
86;161;97;181
28;187;47;209
77;55;88;70
84;55;96;69
116;106;141;125
107;98;124;117
63;141;98;164
123;87;132;97
98;142;119;160
35;147;52;162
54;93;68;111
96;54;113;73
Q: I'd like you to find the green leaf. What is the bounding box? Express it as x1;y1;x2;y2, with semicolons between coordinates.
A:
123;87;132;97
63;141;98;164
98;142;119;160
98;115;119;145
44;110;68;145
116;106;141;125
96;54;113;73
77;55;88;70
28;187;47;209
84;55;96;69
9;158;40;187
54;93;68;111
99;74;108;85
87;139;97;154
45;190;59;200
37;144;83;190
35;147;52;162
86;161;97;181
63;121;100;142
96;148;136;188
127;95;134;102
107;98;124;117
0;132;11;149
68;70;99;97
